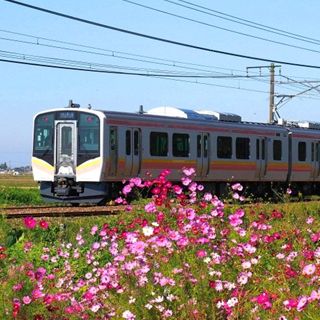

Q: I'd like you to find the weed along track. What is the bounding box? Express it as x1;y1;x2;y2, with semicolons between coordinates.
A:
1;205;126;219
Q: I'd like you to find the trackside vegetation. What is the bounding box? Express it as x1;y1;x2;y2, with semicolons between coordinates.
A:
1;168;320;319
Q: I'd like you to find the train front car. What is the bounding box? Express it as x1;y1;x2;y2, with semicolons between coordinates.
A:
32;106;106;203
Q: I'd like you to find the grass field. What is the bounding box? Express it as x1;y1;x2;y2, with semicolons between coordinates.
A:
1;169;320;319
0;174;37;188
0;174;42;206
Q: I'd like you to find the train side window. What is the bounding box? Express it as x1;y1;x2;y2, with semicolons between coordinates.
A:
256;139;260;159
298;141;306;161
126;130;131;155
217;136;232;159
134;130;139;156
150;132;168;156
203;135;208;158
312;143;315;161
273;140;282;160
197;135;201;157
236;137;250;159
173;133;189;157
262;140;265;160
110;127;117;151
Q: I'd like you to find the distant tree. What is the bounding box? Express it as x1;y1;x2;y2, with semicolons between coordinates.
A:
0;162;8;170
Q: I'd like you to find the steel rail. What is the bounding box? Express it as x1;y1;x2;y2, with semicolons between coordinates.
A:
1;205;126;219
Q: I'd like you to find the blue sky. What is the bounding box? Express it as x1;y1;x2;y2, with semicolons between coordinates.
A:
1;0;320;166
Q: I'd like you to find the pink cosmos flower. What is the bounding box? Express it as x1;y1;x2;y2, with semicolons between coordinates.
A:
297;296;308;312
182;167;195;176
130;177;143;187
23;241;33;252
115;197;124;204
91;304;101;312
13;283;23;291
186;208;196;220
196;250;207;258
232;192;240;200
311;232;320;242
252;292;272;310
22;296;32;305
90;225;98;235
197;184;204;191
229;214;243;227
92;242;100;250
128;241;147;255
122;184;132;195
24;216;37;229
163;309;173;318
122;310;136;320
181;176;192;186
302;264;316;275
203;192;213;202
306;217;314;224
231;183;243;191
32;287;44;299
283;298;298;310
35;267;46;281
145;202;157;213
39;219;49;229
172;185;182;194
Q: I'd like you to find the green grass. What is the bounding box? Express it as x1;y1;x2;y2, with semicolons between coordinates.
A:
0;187;43;206
1;198;320;319
0;174;37;188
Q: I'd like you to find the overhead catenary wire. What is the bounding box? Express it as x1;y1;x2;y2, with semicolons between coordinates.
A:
0;29;250;76
163;0;320;46
0;31;247;76
0;50;270;79
8;29;320;95
120;0;320;55
0;57;272;93
4;0;320;69
8;28;318;92
4;53;320;99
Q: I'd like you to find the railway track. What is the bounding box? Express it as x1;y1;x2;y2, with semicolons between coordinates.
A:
1;205;126;219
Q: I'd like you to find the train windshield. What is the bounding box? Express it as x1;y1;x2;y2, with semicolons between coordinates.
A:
34;113;54;154
78;113;100;153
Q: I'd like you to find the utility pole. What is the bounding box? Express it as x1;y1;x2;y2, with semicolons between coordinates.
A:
269;63;275;123
247;63;281;123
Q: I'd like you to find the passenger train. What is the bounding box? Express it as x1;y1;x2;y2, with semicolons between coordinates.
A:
32;101;320;203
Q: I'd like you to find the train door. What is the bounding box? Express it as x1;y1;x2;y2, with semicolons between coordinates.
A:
55;121;77;176
256;137;267;180
311;141;320;180
124;128;141;177
109;127;118;176
196;133;209;177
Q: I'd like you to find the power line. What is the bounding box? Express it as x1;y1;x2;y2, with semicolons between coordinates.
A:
0;31;245;76
0;50;270;79
0;29;249;76
0;56;271;93
164;0;320;46
2;34;319;99
121;0;320;55
4;0;320;69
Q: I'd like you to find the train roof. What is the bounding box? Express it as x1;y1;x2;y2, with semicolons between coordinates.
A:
100;106;287;132
35;104;320;135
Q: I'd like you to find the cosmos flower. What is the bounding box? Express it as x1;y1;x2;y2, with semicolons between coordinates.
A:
24;216;37;229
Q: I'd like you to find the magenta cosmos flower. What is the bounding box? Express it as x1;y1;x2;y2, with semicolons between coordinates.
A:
23;216;37;229
39;219;49;229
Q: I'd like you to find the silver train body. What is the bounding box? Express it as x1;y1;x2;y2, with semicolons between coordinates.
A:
32;105;320;203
